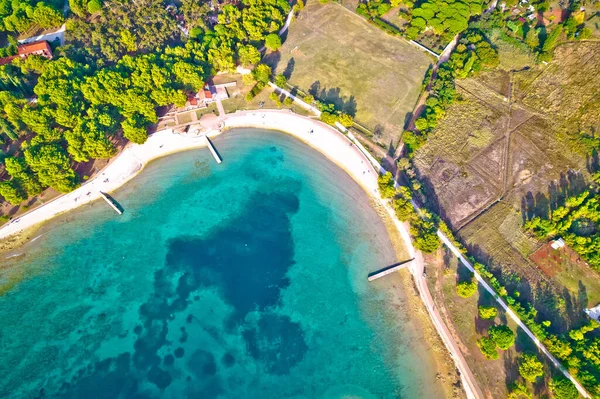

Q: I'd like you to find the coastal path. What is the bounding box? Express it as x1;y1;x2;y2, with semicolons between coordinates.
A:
436;229;591;398
346;133;484;399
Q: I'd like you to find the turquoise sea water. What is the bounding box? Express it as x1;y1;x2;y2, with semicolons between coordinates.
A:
0;129;444;398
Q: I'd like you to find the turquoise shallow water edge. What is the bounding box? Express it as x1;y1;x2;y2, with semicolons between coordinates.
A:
0;128;445;398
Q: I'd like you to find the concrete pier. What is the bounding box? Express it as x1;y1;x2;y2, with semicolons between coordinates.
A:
99;192;122;215
205;136;222;163
368;259;413;281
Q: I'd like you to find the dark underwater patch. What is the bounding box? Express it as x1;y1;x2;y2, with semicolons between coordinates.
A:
44;176;308;396
242;313;308;375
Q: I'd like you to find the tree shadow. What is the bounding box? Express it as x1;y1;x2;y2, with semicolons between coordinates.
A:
387;139;396;157
417;174;445;223
515;327;537;354
403;111;413;130
373;124;384;140
456;261;473;284
532;282;586;335
283;57;295;80
343;95;357;117
520;170;588;223
308;81;358;116
503;349;520;390
475;287;497;334
578;280;588;310
309;80;321;96
586;150;599;175
262;51;281;72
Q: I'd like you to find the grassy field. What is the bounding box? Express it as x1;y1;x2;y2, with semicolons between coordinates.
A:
273;1;433;147
414;40;600;333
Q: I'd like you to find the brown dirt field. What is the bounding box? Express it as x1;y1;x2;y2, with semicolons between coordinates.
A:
414;40;600;329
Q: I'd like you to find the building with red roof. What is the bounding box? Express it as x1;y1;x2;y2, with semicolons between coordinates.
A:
0;40;53;66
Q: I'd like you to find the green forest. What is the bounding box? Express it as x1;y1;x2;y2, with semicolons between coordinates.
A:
0;0;290;206
0;0;64;34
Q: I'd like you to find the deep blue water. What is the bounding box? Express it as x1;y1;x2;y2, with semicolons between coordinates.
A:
0;129;444;398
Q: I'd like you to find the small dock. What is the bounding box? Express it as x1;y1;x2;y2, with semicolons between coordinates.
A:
99;192;122;215
368;259;413;281
205;136;222;164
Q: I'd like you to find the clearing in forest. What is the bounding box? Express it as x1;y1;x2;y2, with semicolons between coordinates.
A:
272;0;433;147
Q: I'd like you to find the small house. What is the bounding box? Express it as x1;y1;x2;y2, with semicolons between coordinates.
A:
0;40;53;66
551;238;565;250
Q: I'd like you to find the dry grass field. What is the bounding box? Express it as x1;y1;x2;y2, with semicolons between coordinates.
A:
415;41;600;323
272;1;433;147
425;250;555;398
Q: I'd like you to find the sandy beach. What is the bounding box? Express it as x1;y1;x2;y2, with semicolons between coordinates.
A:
0;109;378;241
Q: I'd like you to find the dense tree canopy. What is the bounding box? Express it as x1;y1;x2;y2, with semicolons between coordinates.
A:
0;0;64;33
524;190;600;270
405;0;483;41
550;377;579;399
405;29;498;155
0;0;292;205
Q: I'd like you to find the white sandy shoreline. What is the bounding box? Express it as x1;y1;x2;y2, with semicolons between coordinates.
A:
0;109;378;241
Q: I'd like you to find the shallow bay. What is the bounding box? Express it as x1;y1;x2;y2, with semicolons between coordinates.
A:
0;129;444;398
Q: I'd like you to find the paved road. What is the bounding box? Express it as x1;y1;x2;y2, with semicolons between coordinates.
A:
19;24;66;45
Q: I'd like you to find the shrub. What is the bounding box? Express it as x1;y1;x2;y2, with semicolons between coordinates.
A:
338;113;353;128
303;94;314;104
456;280;477;298
265;33;282;51
489;325;515;350
518;354;544;382
507;383;532;399
378;172;396;199
320;112;338;125
269;92;279;102
283;97;293;106
397;157;410;170
477;336;499;359
87;0;102;13
274;74;287;88
478;305;497;320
